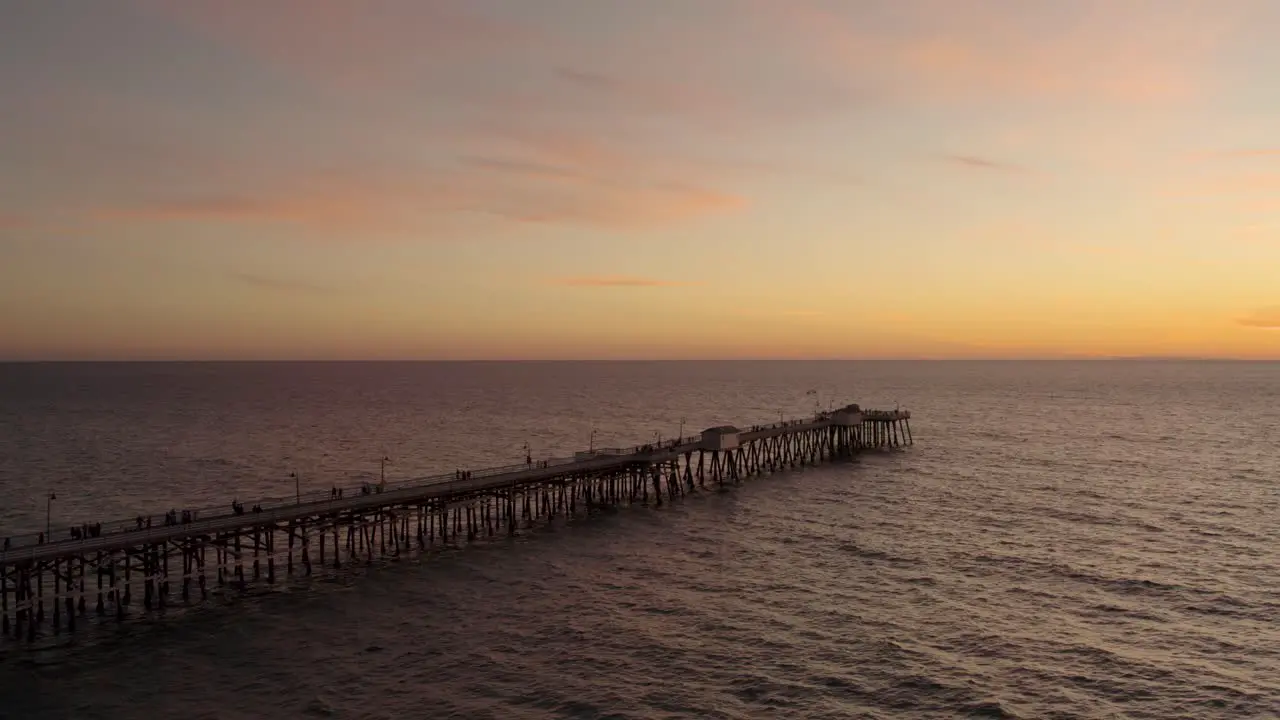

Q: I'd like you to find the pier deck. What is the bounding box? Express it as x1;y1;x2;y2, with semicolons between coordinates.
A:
0;406;912;643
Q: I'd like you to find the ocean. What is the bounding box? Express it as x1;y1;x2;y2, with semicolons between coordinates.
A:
0;360;1277;719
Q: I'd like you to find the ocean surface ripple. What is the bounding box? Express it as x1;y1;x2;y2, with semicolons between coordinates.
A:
0;360;1277;719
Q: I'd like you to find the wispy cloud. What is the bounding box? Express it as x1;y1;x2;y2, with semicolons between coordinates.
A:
943;154;1029;173
1238;306;1280;329
551;66;731;127
1209;148;1280;159
93;141;748;235
93;179;436;234
452;128;749;227
733;308;826;319
229;271;342;295
757;0;1248;106
461;156;580;180
1170;172;1280;206
550;276;698;288
555;68;614;91
138;0;537;93
494;185;745;228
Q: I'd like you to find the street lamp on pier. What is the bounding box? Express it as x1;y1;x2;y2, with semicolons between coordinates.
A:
679;417;686;442
290;471;300;505
45;491;56;541
589;429;597;453
522;442;532;465
380;455;391;488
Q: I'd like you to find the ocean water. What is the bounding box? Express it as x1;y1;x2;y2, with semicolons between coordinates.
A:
0;360;1277;719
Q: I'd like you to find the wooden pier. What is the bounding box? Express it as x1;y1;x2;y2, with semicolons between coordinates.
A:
0;405;911;644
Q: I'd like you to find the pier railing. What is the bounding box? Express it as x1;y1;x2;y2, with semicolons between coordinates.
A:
0;414;897;554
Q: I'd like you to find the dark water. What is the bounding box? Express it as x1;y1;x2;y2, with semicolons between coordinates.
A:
1;361;1278;719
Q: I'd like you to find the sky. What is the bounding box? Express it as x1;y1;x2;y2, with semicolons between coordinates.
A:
2;0;1279;360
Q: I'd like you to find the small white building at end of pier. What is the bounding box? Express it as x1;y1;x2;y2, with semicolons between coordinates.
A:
701;426;741;451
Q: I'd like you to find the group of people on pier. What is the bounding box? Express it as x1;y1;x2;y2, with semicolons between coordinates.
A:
68;523;102;540
229;500;264;515
161;509;198;526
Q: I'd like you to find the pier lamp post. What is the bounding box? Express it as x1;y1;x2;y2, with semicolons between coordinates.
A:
655;431;662;447
589;429;597;453
522;442;532;466
290;471;300;505
679;417;686;442
45;491;56;541
380;455;391;487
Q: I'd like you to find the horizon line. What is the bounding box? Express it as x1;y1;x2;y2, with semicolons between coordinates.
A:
1;357;1276;363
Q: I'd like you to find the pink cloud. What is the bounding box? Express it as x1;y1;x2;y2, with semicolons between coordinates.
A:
503;185;745;228
96;154;746;234
757;0;1246;106
104;4;759;235
94;179;436;234
449;127;750;227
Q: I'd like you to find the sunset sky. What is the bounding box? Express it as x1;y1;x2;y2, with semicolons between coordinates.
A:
3;0;1279;360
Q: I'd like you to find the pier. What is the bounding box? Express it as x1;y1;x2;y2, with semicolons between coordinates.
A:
0;405;911;643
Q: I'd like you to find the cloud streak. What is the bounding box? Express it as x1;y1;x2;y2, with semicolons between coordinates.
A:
943;154;1028;173
758;0;1249;106
229;271;342;295
550;276;698;288
94;142;748;235
1211;148;1280;159
1238;306;1280;329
